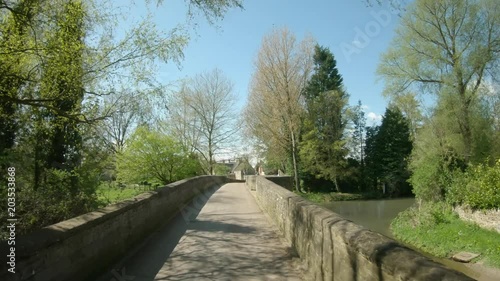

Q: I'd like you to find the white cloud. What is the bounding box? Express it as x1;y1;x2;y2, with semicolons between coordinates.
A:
367;112;381;120
367;112;382;125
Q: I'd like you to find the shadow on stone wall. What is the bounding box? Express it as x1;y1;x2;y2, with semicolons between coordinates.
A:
251;176;475;281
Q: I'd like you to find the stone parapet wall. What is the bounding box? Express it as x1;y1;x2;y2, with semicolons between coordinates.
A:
246;175;257;190
246;175;293;191
263;175;293;191
254;176;474;281
0;176;229;281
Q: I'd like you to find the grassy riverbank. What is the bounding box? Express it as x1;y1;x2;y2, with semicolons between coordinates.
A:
391;203;500;268
96;183;156;206
299;191;387;203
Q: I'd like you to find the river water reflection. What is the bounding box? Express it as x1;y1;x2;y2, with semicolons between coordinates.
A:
321;198;497;281
321;198;414;238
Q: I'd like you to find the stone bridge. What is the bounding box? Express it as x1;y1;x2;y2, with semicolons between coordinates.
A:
1;176;474;281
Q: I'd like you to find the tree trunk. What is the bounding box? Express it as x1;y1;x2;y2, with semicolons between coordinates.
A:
333;175;340;193
209;153;214;175
291;130;301;193
208;137;214;175
459;85;472;164
34;148;41;191
461;103;472;163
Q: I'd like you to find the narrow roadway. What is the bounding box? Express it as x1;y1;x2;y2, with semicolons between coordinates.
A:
96;182;302;281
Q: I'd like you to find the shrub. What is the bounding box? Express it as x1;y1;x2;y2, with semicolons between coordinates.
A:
410;153;451;202
447;160;500;209
392;202;456;229
0;166;101;239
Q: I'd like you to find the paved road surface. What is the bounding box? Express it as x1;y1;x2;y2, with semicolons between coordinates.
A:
96;182;303;281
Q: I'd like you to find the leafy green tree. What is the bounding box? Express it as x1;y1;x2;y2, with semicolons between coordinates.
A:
0;0;242;237
117;127;201;185
365;107;413;195
481;83;500;161
447;159;500;209
378;0;499;202
214;164;231;176
377;0;499;164
0;0;240;180
410;92;495;201
17;0;87;190
0;0;39;169
43;0;85;170
300;45;348;192
0;0;243;115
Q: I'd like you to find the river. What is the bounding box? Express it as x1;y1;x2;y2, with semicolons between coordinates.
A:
321;198;499;281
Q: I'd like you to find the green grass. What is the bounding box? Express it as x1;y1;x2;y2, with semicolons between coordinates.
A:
96;182;157;207
298;191;385;203
391;202;500;268
298;192;331;203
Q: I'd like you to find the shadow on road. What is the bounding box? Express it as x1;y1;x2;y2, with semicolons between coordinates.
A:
95;183;302;281
94;184;222;281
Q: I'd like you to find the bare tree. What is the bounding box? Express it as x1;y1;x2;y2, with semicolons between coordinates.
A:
100;90;155;153
167;69;239;175
244;27;314;192
165;82;203;154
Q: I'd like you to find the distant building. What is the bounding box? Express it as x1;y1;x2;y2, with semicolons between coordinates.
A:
255;162;265;175
232;159;255;180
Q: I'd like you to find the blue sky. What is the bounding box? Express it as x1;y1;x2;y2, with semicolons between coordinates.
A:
130;0;406;125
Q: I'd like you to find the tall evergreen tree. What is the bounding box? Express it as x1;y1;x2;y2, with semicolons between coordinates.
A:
300;45;348;192
364;125;381;189
303;45;343;101
364;107;413;195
